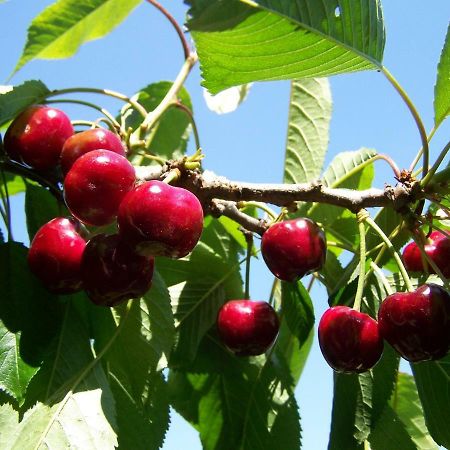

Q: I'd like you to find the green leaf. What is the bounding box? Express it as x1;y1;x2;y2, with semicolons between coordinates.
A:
188;0;385;93
0;242;62;368
157;218;243;366
411;355;450;448
124;82;193;162
0;81;49;127
390;372;438;449
25;182;63;241
434;24;450;127
284;78;332;184
369;405;417;450
0;173;25;197
0;403;19;448
0;324;37;405
14;0;142;73
10;300;118;450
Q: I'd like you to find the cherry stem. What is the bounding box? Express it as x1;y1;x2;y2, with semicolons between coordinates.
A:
411;234;450;291
244;231;253;299
237;201;277;220
369;261;394;295
162;169;181;184
421;140;450;187
353;210;369;312
381;67;429;180
172;102;201;151
0;169;13;240
44;98;121;130
409;125;438;172
46;87;148;118
375;154;401;178
364;216;414;292
145;0;191;61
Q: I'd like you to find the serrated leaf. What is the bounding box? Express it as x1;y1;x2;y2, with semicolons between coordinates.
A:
411;355;450;448
0;242;62;367
124;82;193;162
434;24;450;127
14;0;141;73
284;78;332;184
0;81;49;126
0;324;37;404
390;372;438;449
0;173;25;197
188;0;385;93
0;403;19;448
25;182;63;241
157;219;243;366
369;405;417;450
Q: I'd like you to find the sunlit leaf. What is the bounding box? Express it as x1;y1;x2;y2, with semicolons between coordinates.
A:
434;24;450;127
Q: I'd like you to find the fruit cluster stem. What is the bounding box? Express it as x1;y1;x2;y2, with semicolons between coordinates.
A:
353;210;369;312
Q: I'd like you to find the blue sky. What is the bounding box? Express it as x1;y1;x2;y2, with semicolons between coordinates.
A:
1;1;450;449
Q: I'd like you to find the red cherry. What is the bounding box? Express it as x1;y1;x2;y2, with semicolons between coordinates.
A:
64;149;135;226
27;217;86;294
81;234;154;307
318;306;384;373
403;231;450;277
378;284;450;362
4;105;73;170
261;218;326;282
61;128;125;176
217;300;279;356
117;180;203;258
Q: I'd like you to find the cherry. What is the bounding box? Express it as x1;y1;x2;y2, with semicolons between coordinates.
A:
318;306;384;373
4;105;73;170
217;300;279;356
64;149;135;226
27;217;86;294
261;218;326;282
118;180;204;258
61;128;125;176
402;231;450;277
378;283;450;362
81;234;154;307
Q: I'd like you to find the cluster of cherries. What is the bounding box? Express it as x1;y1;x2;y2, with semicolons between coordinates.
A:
4;105;203;306
4;105;450;367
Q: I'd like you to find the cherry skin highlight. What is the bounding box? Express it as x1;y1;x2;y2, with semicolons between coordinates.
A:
4;105;73;170
118;180;204;258
217;300;279;356
81;234;154;307
378;283;450;362
261;218;326;282
402;231;450;278
27;217;86;294
64;149;135;226
61;128;125;176
318;306;384;373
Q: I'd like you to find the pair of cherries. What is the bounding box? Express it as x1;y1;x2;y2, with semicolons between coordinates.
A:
7;105;204;306
319;231;450;373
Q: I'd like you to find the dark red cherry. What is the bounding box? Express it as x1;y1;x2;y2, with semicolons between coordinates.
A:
378;284;450;362
217;300;279;356
403;231;450;277
27;217;86;294
117;180;203;258
61;128;125;176
81;234;154;307
4;105;73;170
64;149;135;226
318;306;384;373
261;218;326;282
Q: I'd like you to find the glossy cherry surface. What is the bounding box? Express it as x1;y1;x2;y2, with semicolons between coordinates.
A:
4;105;73;170
261;218;326;282
27;217;86;294
217;300;279;356
118;180;203;258
81;234;154;307
318;306;384;373
61;128;125;176
402;231;450;277
378;283;450;362
64;149;135;226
